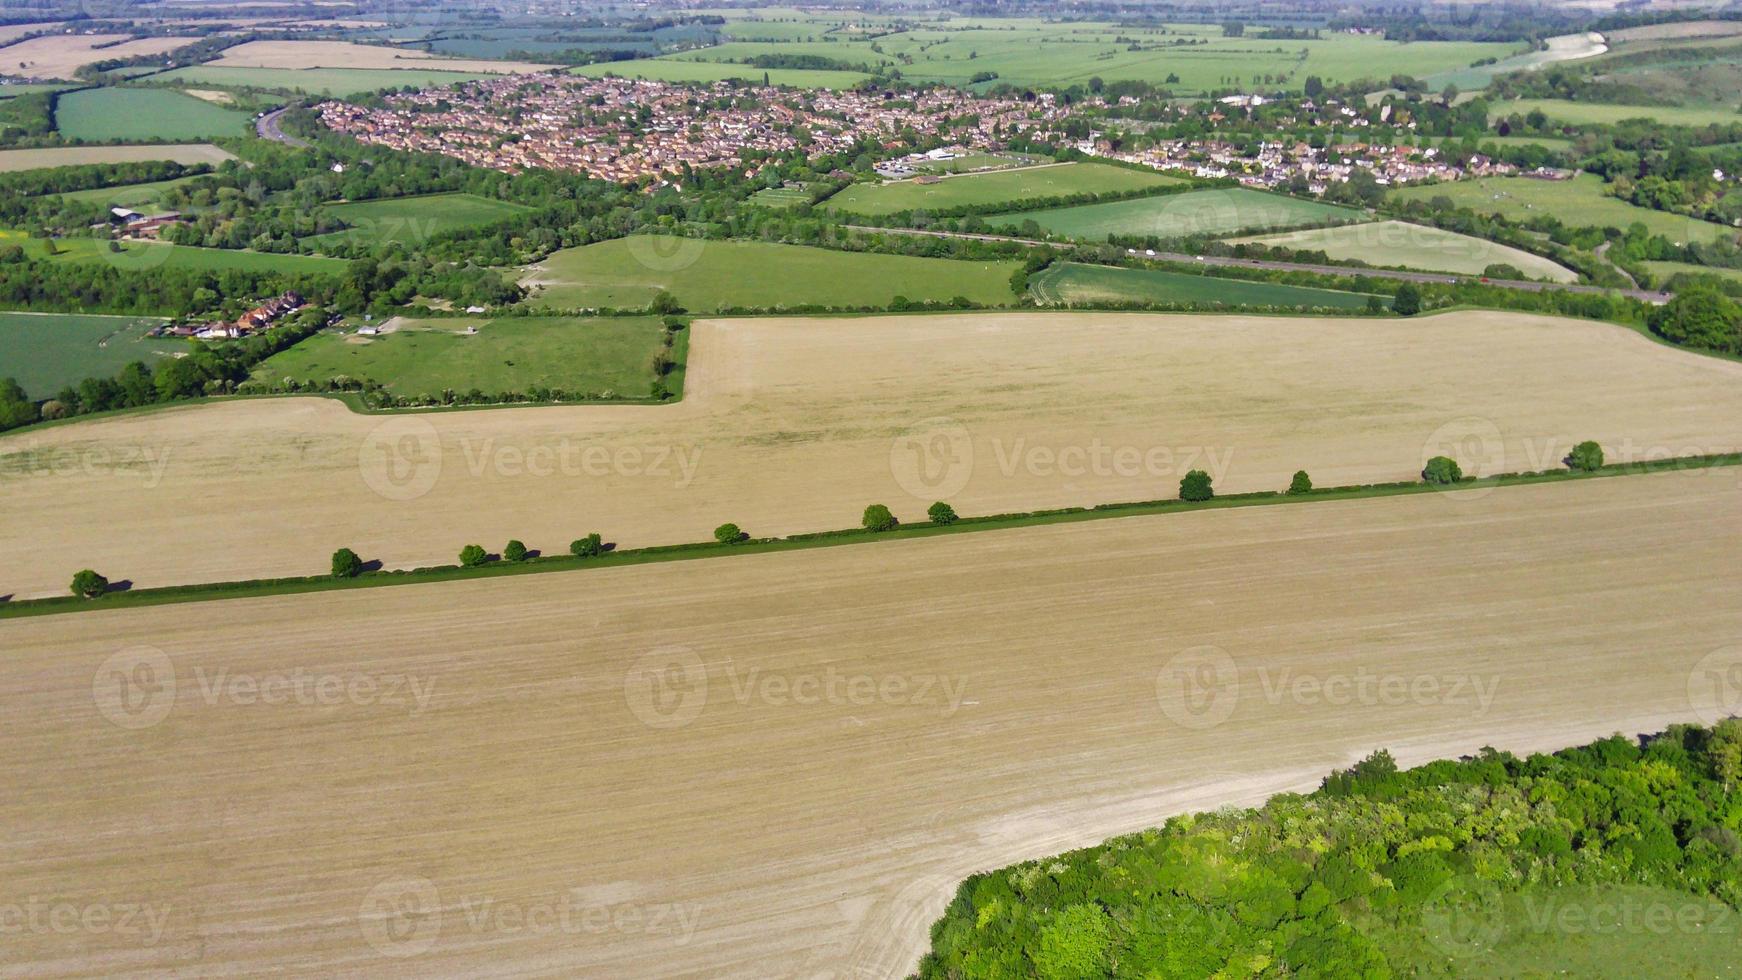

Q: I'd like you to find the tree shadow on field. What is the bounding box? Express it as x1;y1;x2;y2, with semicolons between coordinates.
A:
105;580;133;594
360;559;385;573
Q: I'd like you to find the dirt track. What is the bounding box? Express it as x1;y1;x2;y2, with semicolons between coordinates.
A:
4;311;1741;599
2;472;1740;977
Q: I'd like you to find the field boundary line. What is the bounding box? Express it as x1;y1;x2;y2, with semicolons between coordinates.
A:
4;452;1738;619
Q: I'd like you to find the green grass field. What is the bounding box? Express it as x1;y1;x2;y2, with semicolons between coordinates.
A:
251;316;670;398
0;311;178;399
826;162;1183;217
50;174;213;206
1232;220;1578;281
524;236;1020;311
1642;260;1742;286
305;193;536;250
1028;261;1381;309
1491;97;1742;128
53;87;251;142
0;229;350;275
993;187;1365;241
1389;173;1736;244
0;144;234;173
153;67;493;96
749;184;816;208
571;59;869;88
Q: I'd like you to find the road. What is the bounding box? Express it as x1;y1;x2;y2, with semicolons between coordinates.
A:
255;107;309;149
846;224;1674;303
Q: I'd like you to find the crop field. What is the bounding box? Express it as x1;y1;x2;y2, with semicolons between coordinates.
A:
251;316;670;398
571;59;870;88
0;143;234;173
521;237;1020;310
1491;97;1742;128
196;40;555;74
5;309;1742;596
824;162;1183;217
53;87;251;142
1389;173;1737;244
991;187;1365;240
0;34;196;80
1028;262;1381;309
153;66;495;96
2;472;1739;975
0;311;177;399
1231;220;1578;281
305;193;536;250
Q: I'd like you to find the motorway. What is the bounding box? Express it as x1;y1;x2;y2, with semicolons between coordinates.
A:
845;224;1674;303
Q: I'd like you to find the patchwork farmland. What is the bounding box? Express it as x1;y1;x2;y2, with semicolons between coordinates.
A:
825;162;1183;216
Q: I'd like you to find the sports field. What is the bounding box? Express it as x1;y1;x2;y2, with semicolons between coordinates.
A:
1231;220;1578;281
1390;173;1736;244
571;59;870;88
153;66;494;96
0;311;177;399
53;87;251;142
521;237;1020;310
749;183;816;208
251;316;671;398
991;187;1365;240
1491;97;1742;128
2;472;1737;975
825;162;1183;217
6;310;1742;596
1028;262;1380;309
306;193;536;250
0;143;234;173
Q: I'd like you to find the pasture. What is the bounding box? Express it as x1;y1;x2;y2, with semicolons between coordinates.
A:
251;316;671;398
0;143;233;173
1388;173;1736;244
2;472;1739;975
306;193;535;250
0;311;176;399
6;233;350;276
1491;97;1742;129
153;66;495;96
1642;260;1742;286
5;310;1742;596
1231;220;1578;281
0;34;195;80
991;187;1364;240
571;59;870;88
53;87;251;142
825;162;1183;217
50;174;213;206
1028;262;1380;309
521;237;1020;310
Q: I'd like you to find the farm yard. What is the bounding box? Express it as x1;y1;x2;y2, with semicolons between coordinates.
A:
5;310;1742;597
0;143;234;172
824;162;1184;216
2;472;1738;975
305;193;536;250
1388;173;1738;243
1027;262;1381;309
52;87;252;142
0;311;176;399
251;316;674;398
1230;220;1578;281
990;187;1365;240
520;237;1021;310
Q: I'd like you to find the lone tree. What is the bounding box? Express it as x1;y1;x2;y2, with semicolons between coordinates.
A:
927;501;959;525
70;569;108;598
1422;455;1463;484
1567;440;1605;472
1288;470;1313;495
503;539;529;562
714;523;743;545
459;544;488;567
862;503;899;532
331;547;363;578
1392;283;1421;316
1180;469;1214;502
570;533;604;558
